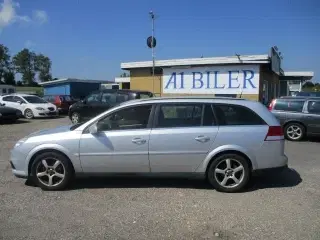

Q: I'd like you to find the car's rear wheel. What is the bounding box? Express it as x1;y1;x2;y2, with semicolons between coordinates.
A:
31;151;73;190
71;112;80;124
207;153;250;193
24;109;34;119
284;123;305;141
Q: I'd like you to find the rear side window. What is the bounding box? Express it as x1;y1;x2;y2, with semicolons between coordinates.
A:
307;101;320;114
213;104;266;126
274;100;304;112
156;104;203;128
2;96;14;102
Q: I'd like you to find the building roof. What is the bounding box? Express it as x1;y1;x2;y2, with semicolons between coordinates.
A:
121;54;270;70
38;78;114;86
280;71;314;81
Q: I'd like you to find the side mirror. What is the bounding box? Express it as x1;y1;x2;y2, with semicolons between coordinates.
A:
88;123;98;134
0;103;5;106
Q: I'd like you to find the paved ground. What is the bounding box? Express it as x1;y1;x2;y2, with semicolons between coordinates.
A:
0;116;319;240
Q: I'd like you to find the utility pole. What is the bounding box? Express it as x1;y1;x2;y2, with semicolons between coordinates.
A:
149;10;155;94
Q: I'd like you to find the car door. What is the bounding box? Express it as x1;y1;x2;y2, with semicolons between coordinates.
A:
304;100;320;135
79;104;154;173
80;92;103;119
149;103;218;173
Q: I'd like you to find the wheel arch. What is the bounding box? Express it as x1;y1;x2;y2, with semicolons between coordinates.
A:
204;150;253;178
283;120;307;132
28;149;75;177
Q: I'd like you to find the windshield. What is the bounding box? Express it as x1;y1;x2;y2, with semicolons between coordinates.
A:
23;96;48;104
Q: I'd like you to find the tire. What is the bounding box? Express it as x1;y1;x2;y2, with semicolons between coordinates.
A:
71;112;80;124
31;151;74;191
24;108;34;119
284;123;305;141
207;153;250;193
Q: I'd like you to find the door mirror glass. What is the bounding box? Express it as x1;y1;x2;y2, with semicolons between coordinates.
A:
88;123;98;134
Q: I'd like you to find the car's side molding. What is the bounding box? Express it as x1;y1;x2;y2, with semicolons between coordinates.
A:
25;143;83;174
194;144;258;173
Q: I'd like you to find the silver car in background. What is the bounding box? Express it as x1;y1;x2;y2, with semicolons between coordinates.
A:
10;97;288;193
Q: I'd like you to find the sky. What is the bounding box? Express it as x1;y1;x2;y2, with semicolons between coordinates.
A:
0;0;319;81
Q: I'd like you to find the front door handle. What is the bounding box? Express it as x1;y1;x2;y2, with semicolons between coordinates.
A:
195;135;210;143
132;138;147;144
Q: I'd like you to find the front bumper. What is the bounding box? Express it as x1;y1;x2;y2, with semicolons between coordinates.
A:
34;110;59;118
10;148;28;179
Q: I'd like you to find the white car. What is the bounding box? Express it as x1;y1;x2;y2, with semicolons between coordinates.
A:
0;94;58;119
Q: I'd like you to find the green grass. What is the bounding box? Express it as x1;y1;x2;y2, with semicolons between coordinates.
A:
16;86;43;96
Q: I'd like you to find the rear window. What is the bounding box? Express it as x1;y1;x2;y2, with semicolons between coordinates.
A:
60;96;72;101
213;104;266;126
274;100;304;112
138;92;153;99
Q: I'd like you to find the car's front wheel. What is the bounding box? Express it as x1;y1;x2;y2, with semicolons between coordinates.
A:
24;108;34;119
31;151;74;190
207;153;250;193
284;123;305;141
71;112;81;124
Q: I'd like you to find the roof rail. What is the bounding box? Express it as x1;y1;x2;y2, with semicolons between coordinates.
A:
143;96;246;101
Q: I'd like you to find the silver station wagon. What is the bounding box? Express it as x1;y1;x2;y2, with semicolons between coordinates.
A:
10;97;288;193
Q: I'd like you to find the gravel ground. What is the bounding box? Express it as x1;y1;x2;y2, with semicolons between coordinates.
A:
0;117;319;240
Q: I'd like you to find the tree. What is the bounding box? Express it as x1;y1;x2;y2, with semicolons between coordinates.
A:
0;44;12;84
13;48;36;85
3;71;15;85
120;72;129;77
35;54;52;82
303;81;314;89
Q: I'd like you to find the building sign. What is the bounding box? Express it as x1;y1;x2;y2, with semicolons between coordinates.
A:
270;47;281;75
163;65;259;94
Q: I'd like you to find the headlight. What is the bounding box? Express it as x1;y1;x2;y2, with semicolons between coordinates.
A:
14;137;28;148
35;107;45;111
0;113;2;117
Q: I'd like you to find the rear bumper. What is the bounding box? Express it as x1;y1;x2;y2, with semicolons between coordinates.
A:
252;164;288;176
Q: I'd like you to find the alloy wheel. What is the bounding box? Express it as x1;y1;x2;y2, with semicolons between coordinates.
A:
36;158;65;187
286;125;302;140
214;158;245;189
71;112;79;124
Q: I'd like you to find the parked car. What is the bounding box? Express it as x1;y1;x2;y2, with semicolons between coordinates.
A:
268;96;320;141
43;95;77;114
0;103;22;123
10;97;287;192
68;89;154;124
0;94;58;119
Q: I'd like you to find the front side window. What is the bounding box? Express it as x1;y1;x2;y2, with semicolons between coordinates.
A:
86;93;101;103
307;101;320;114
13;96;26;103
213;104;266;126
274;100;304;112
156;104;203;128
23;96;47;104
96;104;152;131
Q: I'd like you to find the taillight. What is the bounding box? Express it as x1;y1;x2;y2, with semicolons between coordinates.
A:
268;99;275;111
265;126;284;141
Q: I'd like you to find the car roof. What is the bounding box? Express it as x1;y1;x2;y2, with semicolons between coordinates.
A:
90;89;153;94
279;96;320;100
1;93;37;97
119;96;249;106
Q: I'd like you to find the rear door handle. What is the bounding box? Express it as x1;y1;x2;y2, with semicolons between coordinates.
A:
195;135;210;143
132;138;147;144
